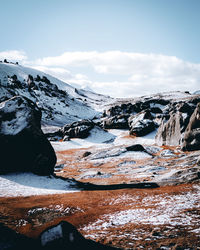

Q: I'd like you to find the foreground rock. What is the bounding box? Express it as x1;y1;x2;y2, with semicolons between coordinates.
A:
0;96;56;175
0;221;118;250
61;119;94;139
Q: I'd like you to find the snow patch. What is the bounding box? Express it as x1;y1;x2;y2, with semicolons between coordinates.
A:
0;173;80;197
52;126;116;151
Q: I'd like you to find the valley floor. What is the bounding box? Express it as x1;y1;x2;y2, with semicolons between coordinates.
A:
0;129;200;249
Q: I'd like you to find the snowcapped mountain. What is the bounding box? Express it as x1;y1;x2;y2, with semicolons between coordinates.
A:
0;62;113;126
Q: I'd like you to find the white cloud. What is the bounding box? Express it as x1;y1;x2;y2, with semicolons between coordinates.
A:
31;51;200;97
0;50;27;62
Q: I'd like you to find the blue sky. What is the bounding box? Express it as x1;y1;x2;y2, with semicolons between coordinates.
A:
0;0;200;97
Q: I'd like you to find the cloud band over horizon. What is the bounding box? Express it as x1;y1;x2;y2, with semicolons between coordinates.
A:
0;50;200;98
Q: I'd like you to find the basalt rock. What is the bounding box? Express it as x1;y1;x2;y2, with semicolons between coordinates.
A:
0;96;56;175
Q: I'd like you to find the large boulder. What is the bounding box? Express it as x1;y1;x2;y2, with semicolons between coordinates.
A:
128;110;156;136
0;96;56;175
181;103;200;151
102;114;129;129
61;119;94;139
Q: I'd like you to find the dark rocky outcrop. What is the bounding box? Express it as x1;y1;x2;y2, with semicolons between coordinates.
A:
61;119;94;139
102;114;129;129
0;96;56;175
126;144;146;152
104;98;168;117
128;110;156;136
181;103;200;151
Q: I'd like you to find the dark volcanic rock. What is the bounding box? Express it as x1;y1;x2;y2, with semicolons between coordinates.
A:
102;114;129;129
181;103;200;151
61;119;94;139
0;96;56;175
126;144;146;152
82;151;92;157
128;110;156;136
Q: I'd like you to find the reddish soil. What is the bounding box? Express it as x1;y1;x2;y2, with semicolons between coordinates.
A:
0;183;199;249
1;145;200;249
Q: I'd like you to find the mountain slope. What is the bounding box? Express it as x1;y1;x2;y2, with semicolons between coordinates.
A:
0;62;112;126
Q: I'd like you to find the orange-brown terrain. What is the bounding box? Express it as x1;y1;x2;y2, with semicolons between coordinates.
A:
1;132;200;249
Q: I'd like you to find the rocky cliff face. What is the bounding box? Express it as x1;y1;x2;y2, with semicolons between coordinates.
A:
155;102;194;146
181;103;200;151
155;101;200;150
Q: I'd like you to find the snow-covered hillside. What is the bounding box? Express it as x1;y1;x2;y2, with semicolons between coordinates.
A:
0;62;112;126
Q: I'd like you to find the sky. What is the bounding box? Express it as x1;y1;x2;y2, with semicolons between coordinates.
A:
0;0;200;97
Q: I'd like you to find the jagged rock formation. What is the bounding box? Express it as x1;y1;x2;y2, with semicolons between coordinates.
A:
156;112;183;146
155;101;198;149
181;103;200;151
102;92;200;151
0;96;56;175
101;94;175;135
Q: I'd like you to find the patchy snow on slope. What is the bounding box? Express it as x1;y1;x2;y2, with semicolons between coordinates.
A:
81;185;200;231
0;62;113;126
0;173;80;197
